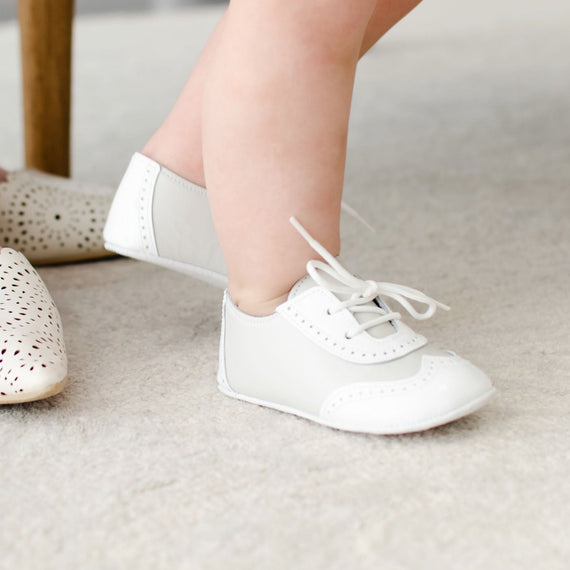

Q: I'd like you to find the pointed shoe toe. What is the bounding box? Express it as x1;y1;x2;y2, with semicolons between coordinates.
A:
0;248;68;404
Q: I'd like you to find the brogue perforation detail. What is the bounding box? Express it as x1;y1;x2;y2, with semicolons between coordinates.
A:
282;298;425;364
138;165;158;255
321;357;458;415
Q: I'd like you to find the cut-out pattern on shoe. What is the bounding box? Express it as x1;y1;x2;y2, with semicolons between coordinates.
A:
0;170;115;264
0;248;67;403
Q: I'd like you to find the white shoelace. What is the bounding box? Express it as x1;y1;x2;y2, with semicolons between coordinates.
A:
289;216;450;339
340;200;376;233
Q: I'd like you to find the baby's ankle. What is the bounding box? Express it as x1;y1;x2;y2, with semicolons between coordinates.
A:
229;287;291;317
142;140;206;188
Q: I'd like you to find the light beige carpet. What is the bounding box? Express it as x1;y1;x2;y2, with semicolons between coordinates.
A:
1;1;569;568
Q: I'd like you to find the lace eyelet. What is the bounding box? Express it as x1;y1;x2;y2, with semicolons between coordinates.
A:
326;308;332;316
344;333;352;340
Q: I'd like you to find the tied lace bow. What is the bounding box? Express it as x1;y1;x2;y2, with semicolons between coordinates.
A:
290;217;450;338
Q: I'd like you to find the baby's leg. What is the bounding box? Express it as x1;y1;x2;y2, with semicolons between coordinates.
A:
133;0;495;433
142;13;228;188
202;0;376;315
143;0;423;187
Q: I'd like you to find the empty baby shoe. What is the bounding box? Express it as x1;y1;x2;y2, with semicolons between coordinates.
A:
0;169;115;264
0;248;68;403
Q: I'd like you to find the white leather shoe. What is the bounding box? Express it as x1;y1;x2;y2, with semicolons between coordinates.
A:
104;153;374;289
0;248;68;404
217;218;495;435
103;153;227;288
0;169;115;264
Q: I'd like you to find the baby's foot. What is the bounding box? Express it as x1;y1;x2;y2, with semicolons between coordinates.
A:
104;153;372;290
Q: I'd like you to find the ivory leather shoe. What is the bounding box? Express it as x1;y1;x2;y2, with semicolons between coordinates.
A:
0;169;115;264
0;248;68;403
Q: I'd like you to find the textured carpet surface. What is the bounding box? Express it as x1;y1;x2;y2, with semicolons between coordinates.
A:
1;1;569;569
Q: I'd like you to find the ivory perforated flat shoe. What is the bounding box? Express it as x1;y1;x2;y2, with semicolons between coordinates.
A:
104;153;227;288
0;169;115;264
0;248;68;403
217;218;495;435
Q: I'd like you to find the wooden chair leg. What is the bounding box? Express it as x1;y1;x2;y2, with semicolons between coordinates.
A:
18;0;74;177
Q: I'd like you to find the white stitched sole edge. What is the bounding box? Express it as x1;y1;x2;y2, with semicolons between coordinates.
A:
0;376;68;405
218;375;496;435
104;241;228;289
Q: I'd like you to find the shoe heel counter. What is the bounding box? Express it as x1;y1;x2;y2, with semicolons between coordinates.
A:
103;153;160;255
216;290;233;393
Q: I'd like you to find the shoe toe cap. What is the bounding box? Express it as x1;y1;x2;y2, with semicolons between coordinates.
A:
1;361;67;402
319;355;494;434
0;335;68;402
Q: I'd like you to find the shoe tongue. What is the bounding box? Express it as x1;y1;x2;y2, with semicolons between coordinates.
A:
288;272;396;339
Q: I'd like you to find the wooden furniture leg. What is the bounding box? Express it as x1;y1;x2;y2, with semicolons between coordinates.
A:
18;0;74;177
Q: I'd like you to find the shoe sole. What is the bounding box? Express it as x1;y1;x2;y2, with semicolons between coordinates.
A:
0;376;68;405
218;381;496;435
104;241;227;288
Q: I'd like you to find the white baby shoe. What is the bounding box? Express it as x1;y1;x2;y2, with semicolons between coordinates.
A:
104;153;374;289
0;248;68;403
218;218;495;435
0;169;115;264
104;153;227;288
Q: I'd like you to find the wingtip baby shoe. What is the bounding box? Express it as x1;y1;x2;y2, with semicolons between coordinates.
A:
0;169;116;264
104;153;375;289
0;248;68;404
103;153;228;288
217;217;495;435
